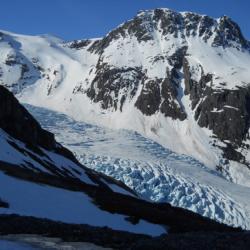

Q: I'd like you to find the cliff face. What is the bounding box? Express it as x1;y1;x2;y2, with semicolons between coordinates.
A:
0;85;78;162
183;59;250;166
0;85;55;149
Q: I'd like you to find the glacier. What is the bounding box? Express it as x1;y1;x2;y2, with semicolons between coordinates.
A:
26;104;250;230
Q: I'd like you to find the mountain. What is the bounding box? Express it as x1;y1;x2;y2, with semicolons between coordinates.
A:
1;85;244;249
1;7;250;231
0;8;250;188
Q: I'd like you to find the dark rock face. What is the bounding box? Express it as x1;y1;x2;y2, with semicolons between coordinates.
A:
183;59;250;165
0;215;246;250
135;68;186;119
183;58;213;108
131;231;250;250
196;88;250;164
168;47;188;69
160;72;186;120
67;39;92;50
86;64;144;111
184;59;250;146
0;86;76;161
0;215;151;250
0;199;9;208
0;85;55;149
196;88;250;145
153;8;183;38
86;63;187;119
213;16;249;49
135;79;161;116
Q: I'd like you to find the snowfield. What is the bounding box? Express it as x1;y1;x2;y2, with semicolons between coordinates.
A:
26;104;250;230
0;171;165;236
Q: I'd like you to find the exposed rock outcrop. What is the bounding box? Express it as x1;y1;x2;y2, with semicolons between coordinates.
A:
0;85;76;161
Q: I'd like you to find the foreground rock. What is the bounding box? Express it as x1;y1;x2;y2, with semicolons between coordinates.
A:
0;215;249;250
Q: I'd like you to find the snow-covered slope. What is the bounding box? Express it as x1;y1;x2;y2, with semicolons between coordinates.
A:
0;171;164;236
27;104;250;230
0;9;250;187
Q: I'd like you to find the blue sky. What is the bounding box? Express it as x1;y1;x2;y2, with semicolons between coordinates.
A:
1;0;249;40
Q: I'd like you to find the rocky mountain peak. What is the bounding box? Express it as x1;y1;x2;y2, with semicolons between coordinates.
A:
90;8;248;52
0;8;250;187
214;15;249;48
